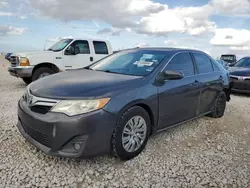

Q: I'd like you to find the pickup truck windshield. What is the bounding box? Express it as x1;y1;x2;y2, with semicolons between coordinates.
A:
48;39;73;52
90;50;171;76
221;55;234;61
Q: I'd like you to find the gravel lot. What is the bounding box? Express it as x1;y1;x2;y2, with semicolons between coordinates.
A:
0;56;250;188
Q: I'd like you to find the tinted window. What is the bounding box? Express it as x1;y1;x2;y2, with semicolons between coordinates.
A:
194;53;214;74
235;58;250;67
165;53;194;77
221;55;235;61
90;50;172;76
93;41;108;54
70;40;90;54
213;61;220;71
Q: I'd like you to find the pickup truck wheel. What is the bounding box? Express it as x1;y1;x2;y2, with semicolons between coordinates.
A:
111;106;151;161
22;77;32;85
32;67;54;81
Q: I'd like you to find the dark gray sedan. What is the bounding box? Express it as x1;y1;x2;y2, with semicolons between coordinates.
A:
17;48;231;160
229;57;250;94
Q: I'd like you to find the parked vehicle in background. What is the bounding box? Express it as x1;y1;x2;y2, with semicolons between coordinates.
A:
5;53;12;61
8;38;113;84
220;54;237;67
229;57;250;94
216;59;229;70
16;48;231;160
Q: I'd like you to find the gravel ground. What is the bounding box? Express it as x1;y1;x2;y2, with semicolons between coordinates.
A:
0;56;250;188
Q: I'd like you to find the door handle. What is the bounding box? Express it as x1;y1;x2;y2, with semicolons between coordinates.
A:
90;57;93;62
189;80;199;86
219;76;223;80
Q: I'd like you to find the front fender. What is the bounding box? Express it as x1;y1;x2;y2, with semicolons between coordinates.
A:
103;84;158;129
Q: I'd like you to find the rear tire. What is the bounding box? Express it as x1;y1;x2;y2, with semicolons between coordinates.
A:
32;67;54;81
22;77;32;85
111;106;151;161
209;92;227;118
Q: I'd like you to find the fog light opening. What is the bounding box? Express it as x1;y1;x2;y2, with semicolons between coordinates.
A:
73;143;81;151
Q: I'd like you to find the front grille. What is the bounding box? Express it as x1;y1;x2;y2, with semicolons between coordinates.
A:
230;76;238;81
30;105;52;114
20;118;52;148
9;56;19;67
23;89;59;114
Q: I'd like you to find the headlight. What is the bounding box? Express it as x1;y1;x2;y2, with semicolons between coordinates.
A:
51;98;110;116
20;57;30;66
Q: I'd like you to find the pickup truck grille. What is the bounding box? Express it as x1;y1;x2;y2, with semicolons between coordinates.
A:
9;56;19;67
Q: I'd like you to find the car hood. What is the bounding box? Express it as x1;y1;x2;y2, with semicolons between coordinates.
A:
29;69;142;99
11;51;54;58
229;67;250;76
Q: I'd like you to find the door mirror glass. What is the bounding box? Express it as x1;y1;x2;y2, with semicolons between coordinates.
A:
65;46;75;55
163;70;184;80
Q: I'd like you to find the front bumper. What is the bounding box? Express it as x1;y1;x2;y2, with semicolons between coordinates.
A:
17;98;117;158
231;88;250;94
8;66;33;78
230;76;250;94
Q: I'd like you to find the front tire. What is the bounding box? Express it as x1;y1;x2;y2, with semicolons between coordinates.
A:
111;106;151;160
22;77;32;85
209;92;227;118
32;67;54;81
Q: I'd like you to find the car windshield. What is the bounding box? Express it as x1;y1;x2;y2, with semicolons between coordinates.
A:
48;39;73;52
90;50;171;76
221;55;234;61
235;58;250;67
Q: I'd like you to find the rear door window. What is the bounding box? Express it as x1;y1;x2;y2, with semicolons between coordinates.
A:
165;53;195;77
93;41;108;54
193;53;214;74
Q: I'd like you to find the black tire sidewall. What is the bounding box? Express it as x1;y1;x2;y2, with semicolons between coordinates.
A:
112;106;151;160
22;77;32;85
32;67;54;81
213;92;226;118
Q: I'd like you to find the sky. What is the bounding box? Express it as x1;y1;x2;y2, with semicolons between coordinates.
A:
1;0;250;58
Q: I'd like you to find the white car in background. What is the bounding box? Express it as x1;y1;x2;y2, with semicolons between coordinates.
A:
8;38;113;84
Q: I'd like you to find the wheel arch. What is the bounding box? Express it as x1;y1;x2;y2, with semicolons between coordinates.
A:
32;62;60;75
117;100;157;135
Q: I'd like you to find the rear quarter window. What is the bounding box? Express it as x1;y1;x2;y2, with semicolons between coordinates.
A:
93;41;109;54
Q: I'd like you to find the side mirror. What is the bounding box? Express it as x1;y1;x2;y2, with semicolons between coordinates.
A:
156;70;184;84
163;70;184;80
65;46;75;55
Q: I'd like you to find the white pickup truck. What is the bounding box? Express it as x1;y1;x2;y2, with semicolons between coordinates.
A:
8;38;113;84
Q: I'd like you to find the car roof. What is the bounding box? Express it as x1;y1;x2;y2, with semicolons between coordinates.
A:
125;47;206;54
64;38;110;43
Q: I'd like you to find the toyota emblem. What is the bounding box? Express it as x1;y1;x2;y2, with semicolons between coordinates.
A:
238;76;244;81
27;95;33;106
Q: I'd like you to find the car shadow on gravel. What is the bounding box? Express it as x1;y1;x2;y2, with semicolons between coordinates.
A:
14;83;27;89
231;92;250;98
